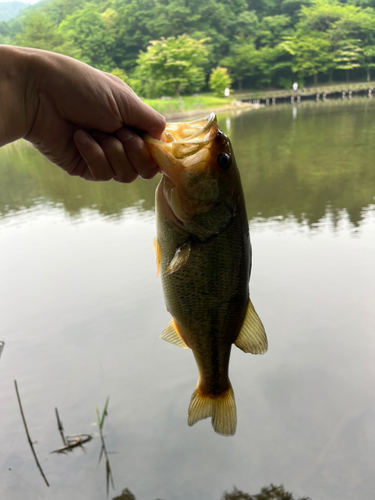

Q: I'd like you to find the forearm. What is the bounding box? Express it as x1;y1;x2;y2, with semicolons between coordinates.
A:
0;45;38;147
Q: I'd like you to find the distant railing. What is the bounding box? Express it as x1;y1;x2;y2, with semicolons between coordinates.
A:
236;82;375;104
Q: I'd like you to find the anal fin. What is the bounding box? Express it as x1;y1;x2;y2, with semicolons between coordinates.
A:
161;318;189;349
234;299;268;354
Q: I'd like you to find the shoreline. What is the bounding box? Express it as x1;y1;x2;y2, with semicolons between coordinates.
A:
163;101;262;121
162;93;374;121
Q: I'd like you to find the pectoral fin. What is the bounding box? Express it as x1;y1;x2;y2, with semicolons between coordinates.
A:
166;240;191;275
161;318;189;349
152;237;161;277
234;299;268;354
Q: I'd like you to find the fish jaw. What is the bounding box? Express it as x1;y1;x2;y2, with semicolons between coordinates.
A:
146;114;242;239
145;113;218;182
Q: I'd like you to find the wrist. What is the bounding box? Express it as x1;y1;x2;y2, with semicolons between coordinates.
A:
0;45;39;146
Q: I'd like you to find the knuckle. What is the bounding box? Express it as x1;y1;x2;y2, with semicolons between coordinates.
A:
93;171;113;182
139;165;159;180
114;169;138;183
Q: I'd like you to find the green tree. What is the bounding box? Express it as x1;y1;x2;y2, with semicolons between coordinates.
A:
297;0;357;33
7;0;375;91
353;8;375;81
110;0;259;71
359;45;375;81
209;67;232;97
15;12;63;51
281;0;312;22
247;0;285;17
136;35;209;97
110;67;128;82
111;0;199;70
58;3;115;70
0;20;11;44
222;37;260;90
334;39;362;81
32;0;87;25
101;7;118;34
296;0;366;82
258;14;293;47
257;44;292;87
282;32;333;84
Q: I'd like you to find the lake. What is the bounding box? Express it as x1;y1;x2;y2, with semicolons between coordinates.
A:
1;98;374;500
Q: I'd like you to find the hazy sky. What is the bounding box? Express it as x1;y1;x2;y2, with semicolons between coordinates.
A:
2;0;40;3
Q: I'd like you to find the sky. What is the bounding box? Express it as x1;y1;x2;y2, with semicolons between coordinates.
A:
1;0;40;3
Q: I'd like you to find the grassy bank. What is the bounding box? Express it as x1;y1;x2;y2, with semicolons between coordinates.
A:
142;95;235;115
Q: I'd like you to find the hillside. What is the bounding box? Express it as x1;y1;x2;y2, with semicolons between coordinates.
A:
0;1;28;21
2;0;375;94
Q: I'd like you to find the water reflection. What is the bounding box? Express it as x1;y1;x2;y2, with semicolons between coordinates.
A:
0;142;159;223
1;98;374;231
222;98;375;229
111;484;311;500
113;489;136;500
221;485;311;500
1;99;374;500
226;116;231;133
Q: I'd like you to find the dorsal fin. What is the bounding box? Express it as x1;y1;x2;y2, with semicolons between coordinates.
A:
152;237;161;277
234;299;268;354
161;318;189;349
166;240;191;275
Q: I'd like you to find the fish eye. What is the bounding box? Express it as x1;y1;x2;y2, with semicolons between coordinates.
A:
217;152;231;170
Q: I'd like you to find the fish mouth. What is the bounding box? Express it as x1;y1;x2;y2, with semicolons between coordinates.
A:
145;113;218;180
161;112;217;159
146;113;225;228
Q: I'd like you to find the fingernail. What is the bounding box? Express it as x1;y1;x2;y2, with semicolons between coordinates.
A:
116;127;134;143
75;130;91;146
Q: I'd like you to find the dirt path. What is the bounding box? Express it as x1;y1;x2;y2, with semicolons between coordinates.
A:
163;101;262;121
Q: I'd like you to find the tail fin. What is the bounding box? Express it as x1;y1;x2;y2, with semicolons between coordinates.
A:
187;384;237;436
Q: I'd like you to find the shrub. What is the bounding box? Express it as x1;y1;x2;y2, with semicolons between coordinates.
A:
209;67;232;97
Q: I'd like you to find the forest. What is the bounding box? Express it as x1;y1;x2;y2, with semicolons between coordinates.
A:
2;0;375;97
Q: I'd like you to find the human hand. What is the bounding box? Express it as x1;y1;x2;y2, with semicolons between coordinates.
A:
1;46;166;182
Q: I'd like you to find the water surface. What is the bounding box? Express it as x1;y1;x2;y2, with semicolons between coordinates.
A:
1;99;374;500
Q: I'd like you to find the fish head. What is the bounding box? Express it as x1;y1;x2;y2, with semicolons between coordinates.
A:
145;113;242;240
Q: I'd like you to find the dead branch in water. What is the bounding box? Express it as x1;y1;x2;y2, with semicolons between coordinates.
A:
50;434;93;454
55;407;67;446
14;380;49;487
97;397;115;497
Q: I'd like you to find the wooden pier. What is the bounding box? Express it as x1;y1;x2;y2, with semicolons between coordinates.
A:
237;82;375;105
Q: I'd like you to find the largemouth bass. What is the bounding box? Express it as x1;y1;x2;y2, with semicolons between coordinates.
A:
145;113;267;436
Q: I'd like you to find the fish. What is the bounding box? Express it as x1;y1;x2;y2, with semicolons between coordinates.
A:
145;113;267;436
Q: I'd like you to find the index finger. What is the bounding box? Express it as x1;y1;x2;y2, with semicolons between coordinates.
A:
113;83;166;139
